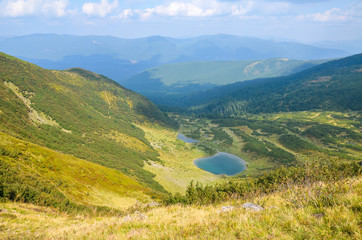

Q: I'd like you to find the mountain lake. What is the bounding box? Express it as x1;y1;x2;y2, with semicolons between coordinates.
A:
177;133;200;143
194;152;246;175
177;133;246;175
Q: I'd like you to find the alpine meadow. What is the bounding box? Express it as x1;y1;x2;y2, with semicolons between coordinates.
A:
1;0;362;239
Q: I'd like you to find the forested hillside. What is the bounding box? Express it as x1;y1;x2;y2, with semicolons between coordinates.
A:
163;54;362;115
123;58;325;101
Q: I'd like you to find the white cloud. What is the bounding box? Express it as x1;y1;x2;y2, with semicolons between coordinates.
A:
296;6;358;22
119;0;253;19
0;0;69;17
150;1;218;17
116;8;134;21
82;0;119;18
42;0;68;16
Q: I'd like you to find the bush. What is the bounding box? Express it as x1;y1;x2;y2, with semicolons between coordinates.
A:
165;160;361;205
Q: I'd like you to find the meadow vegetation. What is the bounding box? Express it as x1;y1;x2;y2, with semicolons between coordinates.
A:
1;161;360;239
171;111;361;178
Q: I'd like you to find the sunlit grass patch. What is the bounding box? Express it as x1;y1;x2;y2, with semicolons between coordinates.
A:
138;125;222;193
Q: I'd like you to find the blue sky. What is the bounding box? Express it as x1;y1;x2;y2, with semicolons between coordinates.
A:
0;0;361;42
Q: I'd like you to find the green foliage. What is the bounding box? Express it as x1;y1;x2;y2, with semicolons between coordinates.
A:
279;134;317;152
165;160;361;205
302;124;360;145
232;129;295;164
210;128;233;145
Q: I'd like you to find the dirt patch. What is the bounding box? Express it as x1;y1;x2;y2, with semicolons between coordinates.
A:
305;76;331;84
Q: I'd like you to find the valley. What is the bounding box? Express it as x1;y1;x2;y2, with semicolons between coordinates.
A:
0;52;361;239
167;111;361;178
1;0;362;238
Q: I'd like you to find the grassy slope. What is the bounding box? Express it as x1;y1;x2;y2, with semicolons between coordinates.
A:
0;131;153;210
138;125;221;193
0;52;222;198
1;175;360;239
0;52;177;193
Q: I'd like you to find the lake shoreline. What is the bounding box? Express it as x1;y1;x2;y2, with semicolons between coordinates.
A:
194;152;247;176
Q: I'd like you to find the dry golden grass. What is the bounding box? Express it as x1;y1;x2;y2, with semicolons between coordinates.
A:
1;176;360;240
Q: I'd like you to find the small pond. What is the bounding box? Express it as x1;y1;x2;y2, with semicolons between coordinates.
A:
194;152;246;176
177;133;199;143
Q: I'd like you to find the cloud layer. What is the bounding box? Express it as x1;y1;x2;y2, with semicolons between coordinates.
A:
82;0;118;18
0;0;68;17
0;0;360;22
135;0;253;19
0;0;361;42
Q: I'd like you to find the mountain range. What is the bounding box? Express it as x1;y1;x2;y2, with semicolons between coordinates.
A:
0;34;352;83
122;58;327;101
164;53;362;115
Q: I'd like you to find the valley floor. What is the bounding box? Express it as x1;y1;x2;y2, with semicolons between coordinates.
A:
1;176;361;240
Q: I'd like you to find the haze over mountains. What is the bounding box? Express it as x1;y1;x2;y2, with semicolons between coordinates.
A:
165;53;362;115
0;34;356;83
122;58;327;99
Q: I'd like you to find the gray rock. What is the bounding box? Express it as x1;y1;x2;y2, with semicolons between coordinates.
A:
312;213;324;219
243;202;264;212
123;211;148;222
123;215;132;222
146;202;160;207
219;206;234;213
134;211;148;221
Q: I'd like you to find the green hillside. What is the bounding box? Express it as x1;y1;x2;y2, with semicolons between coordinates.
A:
0;131;153;211
178;54;362;115
0;52;177;194
122;58;324;98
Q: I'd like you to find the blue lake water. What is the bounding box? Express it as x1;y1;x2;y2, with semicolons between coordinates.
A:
194;152;246;175
177;133;199;143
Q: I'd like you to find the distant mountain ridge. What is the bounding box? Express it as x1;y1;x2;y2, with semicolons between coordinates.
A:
0;34;350;82
122;58;327;101
161;53;362;115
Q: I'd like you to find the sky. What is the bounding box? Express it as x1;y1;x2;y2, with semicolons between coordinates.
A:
0;0;361;42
